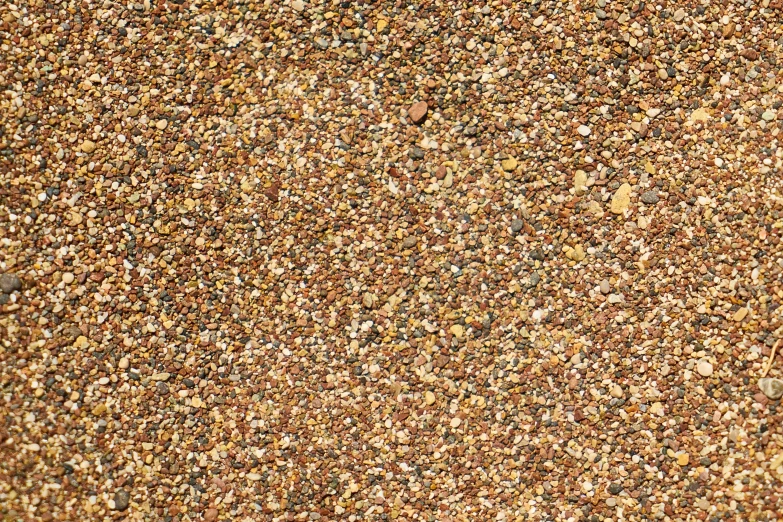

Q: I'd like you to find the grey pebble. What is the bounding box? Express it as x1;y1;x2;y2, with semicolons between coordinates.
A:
156;382;169;395
113;489;130;511
0;273;22;294
511;219;525;234
640;191;660;204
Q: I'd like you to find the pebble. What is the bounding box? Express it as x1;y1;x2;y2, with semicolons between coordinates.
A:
155;119;168;130
610;183;632;214
61;272;74;285
113;490;130;511
573;170;587;194
576;125;591;137
408;101;428;125
118;358;129;370
0;273;22;294
640;191;660;205
696;360;714;377
424;391;436;405
599;279;611;294
510;219;524;234
80;140;96;153
759;378;783;400
204;508;218;521
501;157;518;171
610;385;624;399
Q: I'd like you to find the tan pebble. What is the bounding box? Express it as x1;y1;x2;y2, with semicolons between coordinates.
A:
450;417;462;428
610;384;624;398
501;157;518;171
62;272;74;284
80;140;96;153
677;453;689;466
450;324;464;339
610;183;632;214
690;107;710;122
732;307;748;322
156;119;168;130
424;391;436;405
573;170;587;194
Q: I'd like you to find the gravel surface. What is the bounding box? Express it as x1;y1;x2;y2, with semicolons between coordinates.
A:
2;0;783;521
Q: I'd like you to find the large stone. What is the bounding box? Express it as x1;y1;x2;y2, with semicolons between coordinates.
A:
0;273;22;293
759;378;783;400
113;490;130;511
610;183;632;214
408;101;428;124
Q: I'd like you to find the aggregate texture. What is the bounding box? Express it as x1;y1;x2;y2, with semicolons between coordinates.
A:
1;0;783;521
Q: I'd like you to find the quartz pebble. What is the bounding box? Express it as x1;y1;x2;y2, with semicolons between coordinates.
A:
697;360;714;377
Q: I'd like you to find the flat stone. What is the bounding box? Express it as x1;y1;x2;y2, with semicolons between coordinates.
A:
450;417;462;428
690;107;710;122
610;183;632;214
408;101;428;124
510;219;524;234
204;508;219;521
247;473;262;481
640;191;659;204
759;378;783;400
577;125;591;137
151;372;170;381
600;279;611;294
118;358;130;369
62;272;74;284
424;391;436;405
155;119;168;130
80;140;96;153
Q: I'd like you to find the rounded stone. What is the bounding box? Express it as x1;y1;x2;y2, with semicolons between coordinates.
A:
696;360;713;377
